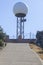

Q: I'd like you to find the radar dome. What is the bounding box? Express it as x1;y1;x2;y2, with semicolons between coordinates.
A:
13;2;28;17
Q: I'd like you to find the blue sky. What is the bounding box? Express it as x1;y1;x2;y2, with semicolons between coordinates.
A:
0;0;43;39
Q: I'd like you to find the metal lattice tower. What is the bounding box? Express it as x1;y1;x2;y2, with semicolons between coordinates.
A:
16;17;26;39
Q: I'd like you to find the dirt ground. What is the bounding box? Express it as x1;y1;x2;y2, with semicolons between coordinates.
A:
29;43;43;60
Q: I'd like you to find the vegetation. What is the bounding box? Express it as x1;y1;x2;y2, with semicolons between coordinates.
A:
36;31;43;49
29;43;43;60
0;26;6;47
29;31;43;60
0;39;4;47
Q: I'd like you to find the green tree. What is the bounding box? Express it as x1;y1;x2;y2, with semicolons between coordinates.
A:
0;26;6;46
36;31;43;49
0;26;3;39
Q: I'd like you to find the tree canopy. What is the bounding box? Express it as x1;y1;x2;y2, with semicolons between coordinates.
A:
36;31;43;49
0;26;6;40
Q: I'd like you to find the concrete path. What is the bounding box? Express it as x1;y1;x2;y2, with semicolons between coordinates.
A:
0;43;42;65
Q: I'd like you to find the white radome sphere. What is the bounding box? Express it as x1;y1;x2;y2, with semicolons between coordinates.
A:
13;2;28;17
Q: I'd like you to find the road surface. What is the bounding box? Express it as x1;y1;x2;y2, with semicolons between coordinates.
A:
0;43;42;65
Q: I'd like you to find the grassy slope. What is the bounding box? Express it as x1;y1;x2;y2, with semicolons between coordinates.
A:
29;43;43;60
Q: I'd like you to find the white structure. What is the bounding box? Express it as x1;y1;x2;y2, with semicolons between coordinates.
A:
13;2;28;17
13;2;28;39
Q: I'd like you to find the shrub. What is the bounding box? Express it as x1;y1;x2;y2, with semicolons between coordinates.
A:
0;39;4;47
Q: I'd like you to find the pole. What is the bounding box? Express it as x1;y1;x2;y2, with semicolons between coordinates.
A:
17;17;18;39
30;32;31;39
23;18;24;39
20;17;22;37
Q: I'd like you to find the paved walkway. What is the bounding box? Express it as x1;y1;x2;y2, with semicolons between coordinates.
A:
0;43;42;65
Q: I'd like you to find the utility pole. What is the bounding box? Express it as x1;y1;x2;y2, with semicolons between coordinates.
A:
30;32;31;39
